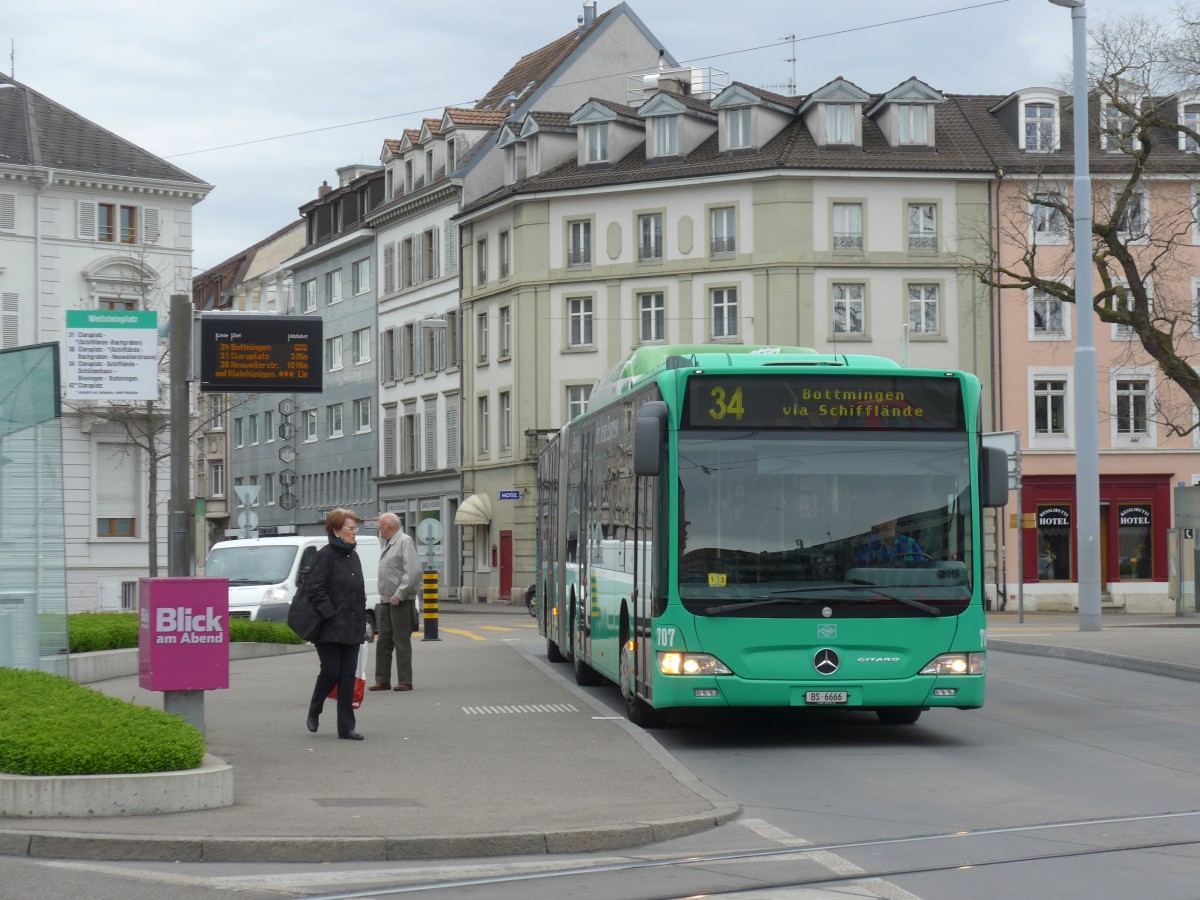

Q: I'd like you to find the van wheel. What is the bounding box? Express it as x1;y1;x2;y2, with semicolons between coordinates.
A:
364;616;376;644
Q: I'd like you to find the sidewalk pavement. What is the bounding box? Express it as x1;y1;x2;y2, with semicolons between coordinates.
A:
1;604;1196;864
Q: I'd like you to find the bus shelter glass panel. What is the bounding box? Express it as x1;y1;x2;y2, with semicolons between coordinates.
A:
0;344;68;674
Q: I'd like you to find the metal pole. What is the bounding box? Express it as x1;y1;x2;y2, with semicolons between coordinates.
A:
1060;1;1103;631
168;294;192;578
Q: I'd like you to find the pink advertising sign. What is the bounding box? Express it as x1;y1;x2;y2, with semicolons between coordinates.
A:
138;578;230;691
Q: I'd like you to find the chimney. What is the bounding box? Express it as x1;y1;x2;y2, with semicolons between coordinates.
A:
317;180;332;198
583;1;596;28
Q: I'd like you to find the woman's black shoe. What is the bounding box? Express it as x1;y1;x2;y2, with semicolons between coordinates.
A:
338;731;364;741
306;714;319;733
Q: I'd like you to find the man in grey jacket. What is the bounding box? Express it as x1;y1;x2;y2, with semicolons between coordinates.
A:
370;512;421;692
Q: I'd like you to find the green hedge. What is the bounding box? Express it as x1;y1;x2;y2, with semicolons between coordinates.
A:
68;613;303;653
0;668;205;776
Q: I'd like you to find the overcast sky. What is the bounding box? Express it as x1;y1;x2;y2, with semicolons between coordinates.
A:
5;0;1184;273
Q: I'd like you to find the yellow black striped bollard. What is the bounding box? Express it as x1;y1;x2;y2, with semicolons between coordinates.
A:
422;570;440;641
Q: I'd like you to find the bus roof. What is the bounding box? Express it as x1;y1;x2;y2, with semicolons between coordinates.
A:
587;344;902;409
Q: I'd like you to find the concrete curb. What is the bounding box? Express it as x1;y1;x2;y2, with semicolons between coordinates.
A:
69;641;312;685
0;753;232;820
989;640;1200;683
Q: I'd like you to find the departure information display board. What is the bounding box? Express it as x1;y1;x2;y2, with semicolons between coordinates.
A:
198;315;323;393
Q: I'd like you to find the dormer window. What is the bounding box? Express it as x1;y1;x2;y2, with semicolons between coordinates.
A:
448;137;458;173
827;104;854;144
404;159;413;193
727;107;751;149
1025;102;1055;151
425;149;434;183
1101;96;1142;152
1181;102;1200;152
586;123;609;163
528;136;540;174
653;115;679;157
898;106;927;145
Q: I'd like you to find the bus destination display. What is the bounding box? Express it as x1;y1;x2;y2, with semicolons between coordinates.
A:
198;315;323;393
684;375;964;431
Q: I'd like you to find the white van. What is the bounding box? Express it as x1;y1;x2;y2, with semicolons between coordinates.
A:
204;535;381;641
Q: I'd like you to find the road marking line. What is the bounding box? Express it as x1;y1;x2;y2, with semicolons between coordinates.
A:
441;627;486;641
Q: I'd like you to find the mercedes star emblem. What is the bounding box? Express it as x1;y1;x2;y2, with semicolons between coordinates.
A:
814;648;840;675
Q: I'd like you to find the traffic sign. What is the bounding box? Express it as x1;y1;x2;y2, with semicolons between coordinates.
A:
417;518;443;545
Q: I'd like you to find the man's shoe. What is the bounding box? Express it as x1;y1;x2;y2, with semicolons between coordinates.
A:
338;731;365;741
306;714;319;733
367;683;391;691
394;684;413;691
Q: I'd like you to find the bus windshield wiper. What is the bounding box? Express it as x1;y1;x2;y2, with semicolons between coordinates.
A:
704;583;941;616
841;584;942;616
703;596;821;616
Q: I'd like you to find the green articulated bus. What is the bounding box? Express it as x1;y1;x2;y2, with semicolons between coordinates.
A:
535;344;1009;727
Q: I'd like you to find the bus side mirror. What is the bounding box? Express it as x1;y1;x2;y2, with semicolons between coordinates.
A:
980;445;1009;508
634;401;668;476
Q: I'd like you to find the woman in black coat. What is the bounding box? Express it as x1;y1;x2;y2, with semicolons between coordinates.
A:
305;508;368;740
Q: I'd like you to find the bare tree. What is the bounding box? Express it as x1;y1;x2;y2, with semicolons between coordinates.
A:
965;8;1200;435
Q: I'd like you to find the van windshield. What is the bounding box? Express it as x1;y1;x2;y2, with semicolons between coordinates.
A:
205;545;297;585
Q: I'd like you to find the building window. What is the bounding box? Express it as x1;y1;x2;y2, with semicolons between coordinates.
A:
1115;189;1148;240
568;220;591;266
248;414;259;445
1032;192;1068;243
477;395;490;455
907;204;937;252
303;409;317;442
96;444;137;537
210;461;225;497
326;335;343;371
351;327;371;365
638;213;663;261
654;115;678;156
568;297;593;347
827;104;853;143
499;230;511;278
711;288;738;338
1115;379;1149;436
898;106;926;144
476;237;487;285
499;306;511;358
499;390;512;452
907;284;940;335
711;207;735;254
352;258;370;295
476;312;488;363
354;397;371;433
1033;287;1066;336
402;408;417;472
325;269;343;305
832;283;865;335
247;474;260;506
1118;504;1152;579
98;204;137;243
402;323;416;377
1025;102;1055;151
1034;379;1067;435
263;473;275;506
1037;505;1072;581
327;403;344;438
264;410;274;442
300;279;317;313
567;385;592;421
586;123;609;163
209;395;226;430
639;292;665;342
833;203;863;251
727;107;751;149
233;417;244;448
1102;100;1135;152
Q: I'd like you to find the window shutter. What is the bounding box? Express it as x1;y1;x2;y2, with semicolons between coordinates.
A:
0;193;14;231
425;399;437;469
444;220;457;273
1;293;18;349
413;232;423;284
97;444;138;519
445;402;459;468
382;412;396;475
434;326;446;371
430;226;440;278
78;201;97;240
143;207;161;243
383;242;395;293
413;322;424;374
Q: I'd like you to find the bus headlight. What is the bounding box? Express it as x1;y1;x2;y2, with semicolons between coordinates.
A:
920;653;985;675
657;652;732;676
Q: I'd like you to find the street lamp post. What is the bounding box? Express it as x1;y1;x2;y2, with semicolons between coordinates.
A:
1049;0;1102;631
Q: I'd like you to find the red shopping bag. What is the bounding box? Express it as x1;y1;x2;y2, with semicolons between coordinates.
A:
328;644;369;710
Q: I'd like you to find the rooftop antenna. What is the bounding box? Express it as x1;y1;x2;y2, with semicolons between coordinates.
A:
10;39;14;79
782;34;796;95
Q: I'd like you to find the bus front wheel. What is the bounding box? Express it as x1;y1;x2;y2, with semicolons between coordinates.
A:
620;640;666;728
876;708;922;725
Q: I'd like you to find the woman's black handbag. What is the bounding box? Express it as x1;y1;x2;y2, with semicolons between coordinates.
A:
286;585;324;642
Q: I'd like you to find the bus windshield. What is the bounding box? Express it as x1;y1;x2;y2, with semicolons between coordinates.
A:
677;430;973;615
